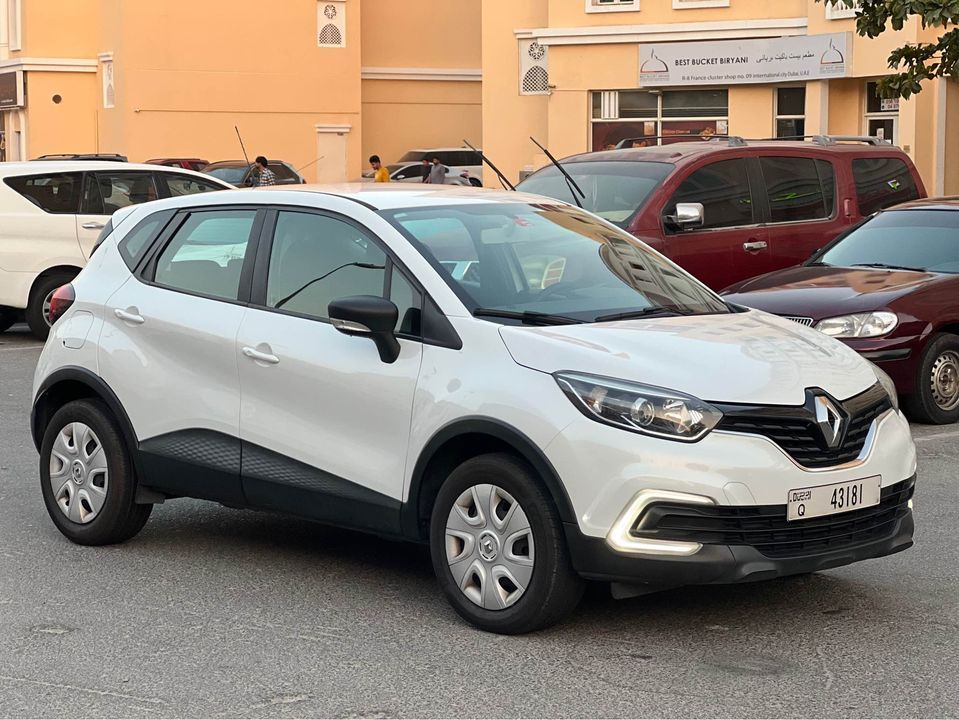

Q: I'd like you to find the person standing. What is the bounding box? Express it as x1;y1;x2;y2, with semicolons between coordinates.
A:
429;156;449;186
420;157;431;183
370;155;390;183
252;156;276;186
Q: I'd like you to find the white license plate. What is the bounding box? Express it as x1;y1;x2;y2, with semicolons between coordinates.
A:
787;476;881;521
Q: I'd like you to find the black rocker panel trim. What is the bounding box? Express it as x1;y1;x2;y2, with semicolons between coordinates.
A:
138;429;244;506
241;443;402;536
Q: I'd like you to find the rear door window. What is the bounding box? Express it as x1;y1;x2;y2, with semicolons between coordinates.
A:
759;157;834;223
852;157;920;216
159;173;227;198
83;171;158;215
269;163;297;183
3;173;83;214
665;159;754;232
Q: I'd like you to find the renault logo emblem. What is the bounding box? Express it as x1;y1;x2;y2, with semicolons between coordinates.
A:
814;396;845;448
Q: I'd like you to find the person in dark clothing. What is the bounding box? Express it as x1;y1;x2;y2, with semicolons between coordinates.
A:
421;157;431;183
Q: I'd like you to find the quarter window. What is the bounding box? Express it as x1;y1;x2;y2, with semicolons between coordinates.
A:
153;210;256;301
760;157;833;223
3;173;82;214
266;211;387;321
161;174;227;197
852;158;919;216
118;213;170;269
666;159;754;231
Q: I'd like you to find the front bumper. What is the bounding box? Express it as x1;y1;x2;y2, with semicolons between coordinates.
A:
565;477;915;588
843;335;925;396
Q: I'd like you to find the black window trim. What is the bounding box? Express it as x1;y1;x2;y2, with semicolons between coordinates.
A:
136;204;267;307
754;155;839;228
248;205;428;343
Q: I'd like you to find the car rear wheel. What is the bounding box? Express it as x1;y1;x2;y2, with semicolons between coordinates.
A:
430;453;584;634
905;333;959;425
27;271;75;340
40;399;152;545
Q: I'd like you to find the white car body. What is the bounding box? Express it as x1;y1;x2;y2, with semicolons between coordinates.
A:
30;184;916;631
0;161;232;334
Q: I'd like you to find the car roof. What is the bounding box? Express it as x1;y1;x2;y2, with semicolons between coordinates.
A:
204;159;292;167
0;160;222;176
560;141;910;165
886;196;959;212
402;148;482;153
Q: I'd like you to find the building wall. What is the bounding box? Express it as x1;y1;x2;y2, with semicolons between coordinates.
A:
946;80;959;195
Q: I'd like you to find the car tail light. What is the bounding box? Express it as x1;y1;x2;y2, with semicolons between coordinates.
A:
48;283;76;325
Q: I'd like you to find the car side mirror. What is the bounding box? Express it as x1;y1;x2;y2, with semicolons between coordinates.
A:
328;295;401;364
667;202;705;230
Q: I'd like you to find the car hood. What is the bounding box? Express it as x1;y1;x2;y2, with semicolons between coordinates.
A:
499;310;876;406
723;266;935;319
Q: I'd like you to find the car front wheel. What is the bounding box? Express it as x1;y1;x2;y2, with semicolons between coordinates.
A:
906;333;959;424
430;453;584;634
40;399;152;545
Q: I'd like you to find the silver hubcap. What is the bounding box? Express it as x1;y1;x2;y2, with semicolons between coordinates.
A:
931;351;959;411
445;484;535;610
49;422;108;524
42;289;55;327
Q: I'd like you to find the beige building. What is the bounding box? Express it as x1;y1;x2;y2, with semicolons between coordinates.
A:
481;0;959;195
0;0;482;181
1;0;956;193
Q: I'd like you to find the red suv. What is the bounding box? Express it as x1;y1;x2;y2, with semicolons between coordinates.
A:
517;137;926;290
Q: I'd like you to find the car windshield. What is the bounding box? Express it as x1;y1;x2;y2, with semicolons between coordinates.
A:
517;161;673;228
383;202;728;323
814;209;959;274
203;165;248;184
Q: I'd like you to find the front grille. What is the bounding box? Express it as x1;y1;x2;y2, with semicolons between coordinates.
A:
631;478;914;559
781;315;814;327
715;383;893;469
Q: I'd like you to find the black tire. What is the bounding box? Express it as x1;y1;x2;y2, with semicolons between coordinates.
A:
430;453;584;634
0;307;16;333
904;333;959;425
39;399;152;545
26;271;75;340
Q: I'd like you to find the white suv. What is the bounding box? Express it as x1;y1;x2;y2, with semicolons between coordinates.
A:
0;161;232;338
31;185;917;634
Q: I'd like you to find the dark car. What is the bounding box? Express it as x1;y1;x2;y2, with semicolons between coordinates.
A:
146;158;209;172
202;159;305;187
517;136;926;291
724;198;959;424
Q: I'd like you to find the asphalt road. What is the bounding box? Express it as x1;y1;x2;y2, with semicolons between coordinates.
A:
1;326;957;719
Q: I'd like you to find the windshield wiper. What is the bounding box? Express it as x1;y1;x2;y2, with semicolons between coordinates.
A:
805;261;831;267
594;307;687;323
531;136;586;209
472;308;583;326
852;262;926;272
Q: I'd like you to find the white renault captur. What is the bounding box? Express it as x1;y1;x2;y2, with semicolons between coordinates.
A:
31;185;916;634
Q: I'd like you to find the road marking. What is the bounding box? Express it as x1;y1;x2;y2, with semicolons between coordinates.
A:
914;429;959;443
0;674;168;706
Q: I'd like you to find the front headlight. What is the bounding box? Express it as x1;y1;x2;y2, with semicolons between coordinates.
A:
871;362;900;410
555;372;723;442
815;312;898;339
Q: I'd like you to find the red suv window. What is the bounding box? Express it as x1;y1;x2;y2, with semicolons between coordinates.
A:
852;157;920;216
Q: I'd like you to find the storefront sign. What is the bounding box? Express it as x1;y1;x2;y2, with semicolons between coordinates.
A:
640;33;849;87
880;97;900;112
0;71;25;109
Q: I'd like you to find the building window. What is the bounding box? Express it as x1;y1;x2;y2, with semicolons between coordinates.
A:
672;0;729;8
585;0;639;13
864;80;899;144
825;0;860;20
775;87;806;138
317;1;346;48
519;40;549;96
590;89;729;151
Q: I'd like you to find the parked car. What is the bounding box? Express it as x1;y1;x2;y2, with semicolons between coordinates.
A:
0;161;232;338
202;159;305;187
363;147;483;181
724;197;959;425
146;158;209;172
30;184;914;634
360;162;474;185
33;153;128;162
517;136;926;291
